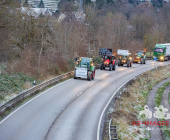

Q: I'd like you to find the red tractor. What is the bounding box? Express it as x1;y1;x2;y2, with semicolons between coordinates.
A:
99;48;116;71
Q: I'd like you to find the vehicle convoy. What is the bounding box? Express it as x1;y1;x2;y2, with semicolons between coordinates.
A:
74;57;95;81
153;43;170;61
133;50;146;64
99;48;116;71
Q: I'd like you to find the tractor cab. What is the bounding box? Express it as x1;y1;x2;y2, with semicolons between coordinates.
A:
75;57;93;69
135;51;145;58
102;55;115;65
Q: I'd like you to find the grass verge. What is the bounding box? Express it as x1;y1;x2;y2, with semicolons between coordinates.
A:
104;65;170;140
154;81;170;140
0;72;40;104
155;81;170;107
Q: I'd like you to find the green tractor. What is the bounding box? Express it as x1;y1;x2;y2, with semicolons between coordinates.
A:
74;57;95;81
133;50;146;64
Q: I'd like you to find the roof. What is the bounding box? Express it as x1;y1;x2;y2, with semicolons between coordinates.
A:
156;43;170;46
20;7;52;17
136;50;145;52
155;44;170;48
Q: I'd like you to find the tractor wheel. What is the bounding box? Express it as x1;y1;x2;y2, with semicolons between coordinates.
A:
74;70;77;79
87;71;92;81
112;62;116;70
141;59;143;64
92;69;95;79
109;64;112;71
118;60;121;66
144;59;146;64
100;63;103;70
127;61;130;67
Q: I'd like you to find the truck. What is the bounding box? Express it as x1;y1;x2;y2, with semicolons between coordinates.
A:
153;43;170;61
74;57;95;81
133;50;146;64
99;48;116;71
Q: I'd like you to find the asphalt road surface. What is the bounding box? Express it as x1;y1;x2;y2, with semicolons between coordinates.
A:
0;60;169;140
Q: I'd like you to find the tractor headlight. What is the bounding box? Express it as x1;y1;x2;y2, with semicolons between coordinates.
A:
91;63;94;66
160;56;163;60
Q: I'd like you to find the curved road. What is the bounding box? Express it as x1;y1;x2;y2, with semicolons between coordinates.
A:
0;61;169;140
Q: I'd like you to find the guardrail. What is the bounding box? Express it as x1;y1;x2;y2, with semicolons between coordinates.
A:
0;64;100;119
146;56;153;60
0;71;74;118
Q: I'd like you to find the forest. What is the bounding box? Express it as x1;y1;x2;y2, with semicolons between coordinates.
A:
0;0;170;80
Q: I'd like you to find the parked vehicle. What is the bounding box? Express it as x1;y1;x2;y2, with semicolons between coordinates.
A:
153;43;170;61
133;50;146;64
99;48;116;71
118;53;132;67
74;57;95;81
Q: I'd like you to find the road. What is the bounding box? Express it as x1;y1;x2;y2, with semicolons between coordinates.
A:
0;60;169;140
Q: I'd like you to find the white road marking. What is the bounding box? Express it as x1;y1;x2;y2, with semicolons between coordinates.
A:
77;92;82;97
63;107;66;111
0;79;72;124
90;84;94;87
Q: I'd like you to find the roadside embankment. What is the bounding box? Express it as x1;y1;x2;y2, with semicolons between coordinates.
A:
103;65;170;140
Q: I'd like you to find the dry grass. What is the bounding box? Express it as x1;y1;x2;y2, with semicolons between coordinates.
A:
22;82;33;89
104;65;170;140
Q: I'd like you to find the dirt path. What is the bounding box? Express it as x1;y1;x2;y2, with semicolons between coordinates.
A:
147;77;170;140
161;85;170;129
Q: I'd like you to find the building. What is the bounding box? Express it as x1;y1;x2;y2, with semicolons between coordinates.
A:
20;0;60;12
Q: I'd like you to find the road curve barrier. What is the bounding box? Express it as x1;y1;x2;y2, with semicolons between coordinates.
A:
0;64;100;119
0;71;74;118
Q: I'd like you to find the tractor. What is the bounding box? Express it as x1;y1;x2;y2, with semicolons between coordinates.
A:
118;53;132;67
100;55;116;71
99;48;116;71
74;57;95;81
133;50;146;64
